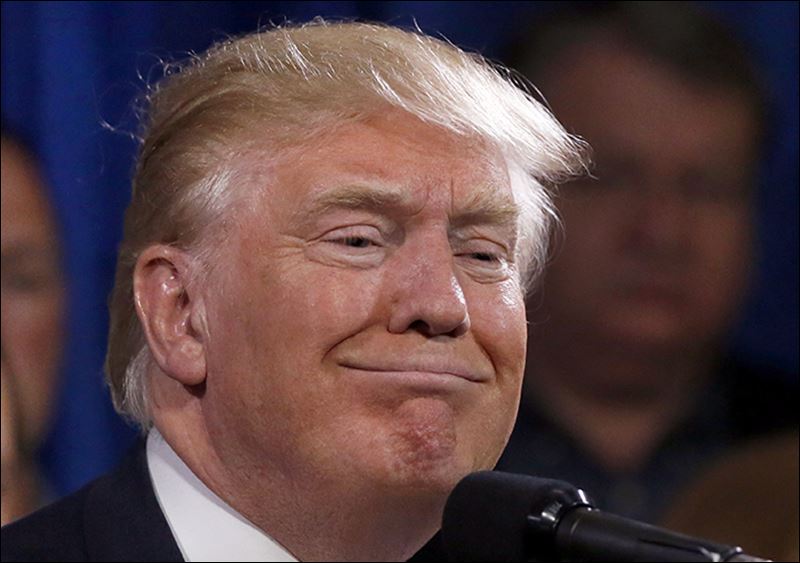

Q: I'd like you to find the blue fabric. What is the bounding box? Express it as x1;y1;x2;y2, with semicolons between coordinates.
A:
2;1;797;498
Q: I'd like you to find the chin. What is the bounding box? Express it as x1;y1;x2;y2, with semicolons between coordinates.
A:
388;456;470;500
373;397;480;497
589;379;672;407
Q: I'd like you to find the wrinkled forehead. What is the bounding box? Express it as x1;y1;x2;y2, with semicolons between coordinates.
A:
252;112;519;221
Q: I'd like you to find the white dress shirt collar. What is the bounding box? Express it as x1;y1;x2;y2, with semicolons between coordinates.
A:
146;429;298;562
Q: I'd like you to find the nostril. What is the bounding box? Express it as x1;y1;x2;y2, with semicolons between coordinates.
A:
453;315;470;337
408;320;430;335
407;317;470;338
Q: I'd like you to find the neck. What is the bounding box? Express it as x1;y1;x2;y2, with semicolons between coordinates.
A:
151;380;438;561
526;331;714;472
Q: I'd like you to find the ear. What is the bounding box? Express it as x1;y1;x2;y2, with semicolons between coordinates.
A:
133;245;207;386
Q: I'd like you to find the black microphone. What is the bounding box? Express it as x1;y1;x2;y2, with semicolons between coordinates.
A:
442;471;769;562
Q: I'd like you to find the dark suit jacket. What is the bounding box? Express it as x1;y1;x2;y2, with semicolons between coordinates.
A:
1;441;183;562
1;441;447;562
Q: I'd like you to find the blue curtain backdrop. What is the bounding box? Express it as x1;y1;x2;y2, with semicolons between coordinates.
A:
2;1;798;498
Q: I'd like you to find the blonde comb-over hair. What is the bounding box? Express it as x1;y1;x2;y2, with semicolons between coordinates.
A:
105;19;588;427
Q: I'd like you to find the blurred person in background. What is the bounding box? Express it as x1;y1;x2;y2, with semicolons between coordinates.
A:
0;132;66;525
496;2;799;557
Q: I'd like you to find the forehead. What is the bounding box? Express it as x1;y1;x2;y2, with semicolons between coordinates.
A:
260;111;514;216
1;143;58;248
541;42;759;164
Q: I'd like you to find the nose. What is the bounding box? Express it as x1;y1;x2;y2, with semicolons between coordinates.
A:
386;237;471;338
627;180;691;258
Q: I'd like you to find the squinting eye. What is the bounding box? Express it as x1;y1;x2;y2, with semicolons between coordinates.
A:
456;245;511;282
309;226;386;268
335;236;374;248
470;252;501;263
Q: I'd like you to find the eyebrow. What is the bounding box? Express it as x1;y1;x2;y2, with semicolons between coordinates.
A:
296;184;520;231
450;189;520;231
302;185;410;217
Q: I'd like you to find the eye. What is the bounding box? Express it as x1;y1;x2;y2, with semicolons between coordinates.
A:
1;267;60;293
307;225;387;269
319;226;385;253
457;239;508;265
334;236;375;248
450;230;516;280
469;251;501;263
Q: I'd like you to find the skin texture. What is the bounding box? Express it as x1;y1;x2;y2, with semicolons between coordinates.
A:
524;40;759;470
0;139;64;525
0;139;65;454
1;353;39;526
137;110;528;560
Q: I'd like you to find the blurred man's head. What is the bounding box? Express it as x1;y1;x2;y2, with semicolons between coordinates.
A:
0;133;65;452
508;3;763;388
104;21;586;559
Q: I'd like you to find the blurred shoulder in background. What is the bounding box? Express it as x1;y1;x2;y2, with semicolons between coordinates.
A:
662;430;799;561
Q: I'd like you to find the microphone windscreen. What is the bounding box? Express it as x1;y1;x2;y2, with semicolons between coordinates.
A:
442;471;577;562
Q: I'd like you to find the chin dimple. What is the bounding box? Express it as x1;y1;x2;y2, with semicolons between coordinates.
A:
390;397;457;469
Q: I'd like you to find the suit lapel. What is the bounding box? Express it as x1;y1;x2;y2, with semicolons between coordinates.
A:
82;439;184;562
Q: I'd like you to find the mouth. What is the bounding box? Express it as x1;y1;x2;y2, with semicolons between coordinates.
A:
620;284;687;306
339;361;490;385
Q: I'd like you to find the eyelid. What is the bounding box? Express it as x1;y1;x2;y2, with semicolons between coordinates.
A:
455;250;512;283
316;225;390;255
460;251;508;267
453;234;512;259
318;224;384;241
306;224;388;269
455;242;513;283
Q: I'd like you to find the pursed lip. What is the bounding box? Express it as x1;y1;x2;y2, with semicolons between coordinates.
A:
339;358;491;383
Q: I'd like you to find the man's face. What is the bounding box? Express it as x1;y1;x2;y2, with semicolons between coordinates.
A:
535;42;757;355
198;111;527;497
0;141;64;450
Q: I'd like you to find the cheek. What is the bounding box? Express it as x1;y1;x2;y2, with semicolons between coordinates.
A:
0;289;64;444
219;230;380;355
456;281;526;469
205;257;384;421
691;214;752;310
695;213;751;271
468;281;527;391
2;290;64;359
253;263;382;350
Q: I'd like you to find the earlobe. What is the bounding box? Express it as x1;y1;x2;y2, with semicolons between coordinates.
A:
133;245;207;387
